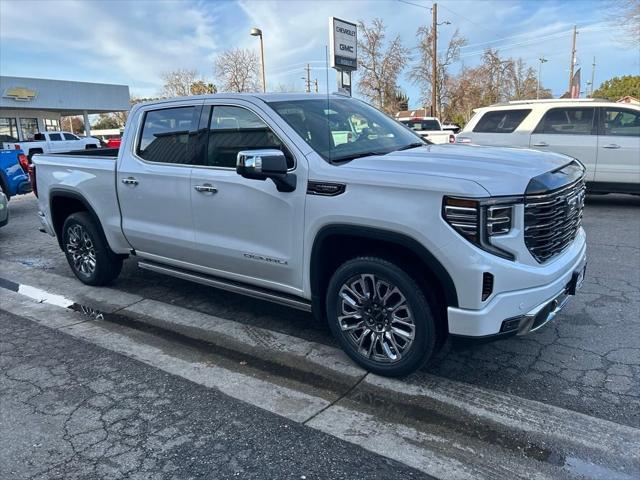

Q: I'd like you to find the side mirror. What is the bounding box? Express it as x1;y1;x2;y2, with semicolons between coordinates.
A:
236;149;296;192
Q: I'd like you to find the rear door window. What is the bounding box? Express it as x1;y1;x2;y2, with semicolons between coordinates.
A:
49;133;62;141
472;109;531;133
535;107;595;135
137;106;196;165
600;108;640;137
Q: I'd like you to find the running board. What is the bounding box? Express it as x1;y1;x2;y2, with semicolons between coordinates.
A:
137;261;312;312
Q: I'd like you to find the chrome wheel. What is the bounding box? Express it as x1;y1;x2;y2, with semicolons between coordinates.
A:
338;274;415;364
66;224;97;276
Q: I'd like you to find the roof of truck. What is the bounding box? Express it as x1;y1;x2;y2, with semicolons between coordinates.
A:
136;92;354;109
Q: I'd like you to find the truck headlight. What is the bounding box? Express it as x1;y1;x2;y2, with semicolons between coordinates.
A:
443;196;518;260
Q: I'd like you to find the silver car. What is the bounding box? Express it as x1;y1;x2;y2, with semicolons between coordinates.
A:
0;186;8;227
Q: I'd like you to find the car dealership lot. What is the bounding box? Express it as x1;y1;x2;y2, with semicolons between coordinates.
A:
1;193;639;479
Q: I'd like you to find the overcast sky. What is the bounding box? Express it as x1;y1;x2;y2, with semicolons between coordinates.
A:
1;0;637;107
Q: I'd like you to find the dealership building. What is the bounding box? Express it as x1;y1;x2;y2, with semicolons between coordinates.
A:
0;76;130;142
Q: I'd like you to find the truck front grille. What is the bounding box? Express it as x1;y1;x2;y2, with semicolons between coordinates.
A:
524;180;586;263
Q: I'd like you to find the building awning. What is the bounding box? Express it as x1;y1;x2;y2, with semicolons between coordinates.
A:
0;76;130;114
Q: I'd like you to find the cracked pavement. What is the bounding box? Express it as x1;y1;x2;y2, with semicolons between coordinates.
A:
1;194;639;428
0;311;431;480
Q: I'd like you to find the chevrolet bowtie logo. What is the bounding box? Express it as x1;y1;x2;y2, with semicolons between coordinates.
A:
3;87;37;101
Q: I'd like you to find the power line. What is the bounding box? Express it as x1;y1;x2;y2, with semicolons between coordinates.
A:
437;2;495;35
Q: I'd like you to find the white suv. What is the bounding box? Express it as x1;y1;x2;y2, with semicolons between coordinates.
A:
458;99;640;194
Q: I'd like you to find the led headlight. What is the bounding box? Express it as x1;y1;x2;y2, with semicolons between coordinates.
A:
443;196;519;260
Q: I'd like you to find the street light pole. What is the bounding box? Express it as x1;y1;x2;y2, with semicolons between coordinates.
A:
250;27;266;93
537;57;547;99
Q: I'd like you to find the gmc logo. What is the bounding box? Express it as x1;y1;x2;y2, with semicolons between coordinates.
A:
340;44;354;53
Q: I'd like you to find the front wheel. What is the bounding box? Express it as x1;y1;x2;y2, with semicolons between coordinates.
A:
326;257;436;377
62;212;122;286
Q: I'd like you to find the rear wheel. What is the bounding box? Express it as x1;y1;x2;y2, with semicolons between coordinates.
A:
326;257;436;377
62;212;122;286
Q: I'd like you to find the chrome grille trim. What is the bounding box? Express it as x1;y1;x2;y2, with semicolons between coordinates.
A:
524;179;586;263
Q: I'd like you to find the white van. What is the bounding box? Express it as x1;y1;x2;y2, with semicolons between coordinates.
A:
458;99;640;194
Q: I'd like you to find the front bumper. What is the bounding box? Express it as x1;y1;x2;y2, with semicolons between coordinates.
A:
447;241;587;337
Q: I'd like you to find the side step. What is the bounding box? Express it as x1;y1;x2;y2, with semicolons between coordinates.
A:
137;260;312;312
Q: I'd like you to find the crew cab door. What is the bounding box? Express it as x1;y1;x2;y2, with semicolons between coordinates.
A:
189;101;307;294
595;106;640;186
117;102;203;262
47;132;66;152
529;106;597;181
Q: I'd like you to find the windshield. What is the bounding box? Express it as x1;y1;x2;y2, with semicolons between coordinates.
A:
268;98;423;162
400;119;440;131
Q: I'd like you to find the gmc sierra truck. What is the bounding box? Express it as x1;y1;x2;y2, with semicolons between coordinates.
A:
33;93;587;376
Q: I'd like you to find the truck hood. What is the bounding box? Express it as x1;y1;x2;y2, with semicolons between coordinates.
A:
341;144;573;196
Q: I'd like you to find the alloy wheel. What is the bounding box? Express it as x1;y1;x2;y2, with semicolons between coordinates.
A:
66;224;97;276
337;273;415;364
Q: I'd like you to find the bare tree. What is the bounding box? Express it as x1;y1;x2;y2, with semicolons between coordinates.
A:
160;69;199;97
215;48;260;93
357;19;409;113
410;27;467;115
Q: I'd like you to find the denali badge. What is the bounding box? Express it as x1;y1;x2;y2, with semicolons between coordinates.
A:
243;253;288;265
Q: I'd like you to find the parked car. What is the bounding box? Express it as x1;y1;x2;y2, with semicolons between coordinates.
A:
34;93;587;376
5;131;101;160
396;116;455;144
0;184;8;228
0;149;31;200
457;99;640;194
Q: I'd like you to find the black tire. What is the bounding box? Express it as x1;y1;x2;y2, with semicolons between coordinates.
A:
62;212;122;286
326;256;436;377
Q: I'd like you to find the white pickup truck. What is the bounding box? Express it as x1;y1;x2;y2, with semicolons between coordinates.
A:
397;116;455;144
33;93;587;376
7;131;101;159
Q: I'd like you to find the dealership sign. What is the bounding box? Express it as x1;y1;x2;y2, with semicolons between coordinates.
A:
329;17;357;71
3;87;37;101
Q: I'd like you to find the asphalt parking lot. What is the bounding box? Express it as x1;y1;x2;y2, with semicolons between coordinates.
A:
1;193;639;479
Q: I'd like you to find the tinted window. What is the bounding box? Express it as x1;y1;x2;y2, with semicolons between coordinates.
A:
473;109;531;133
33;133;46;141
535;107;595;135
63;133;80;140
207;106;292;168
137;107;195;164
49;133;62;141
602;108;640;137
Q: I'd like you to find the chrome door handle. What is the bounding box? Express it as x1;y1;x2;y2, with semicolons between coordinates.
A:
194;184;218;194
121;177;139;186
602;144;621;149
533;142;548;147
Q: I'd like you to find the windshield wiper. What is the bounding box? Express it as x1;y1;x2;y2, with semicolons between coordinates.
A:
395;142;426;151
331;151;388;163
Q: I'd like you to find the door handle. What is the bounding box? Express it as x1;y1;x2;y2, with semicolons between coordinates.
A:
194;184;218;194
533;142;548;147
602;144;621;149
121;177;139;186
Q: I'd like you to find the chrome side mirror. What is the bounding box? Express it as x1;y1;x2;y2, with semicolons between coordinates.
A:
236;149;296;192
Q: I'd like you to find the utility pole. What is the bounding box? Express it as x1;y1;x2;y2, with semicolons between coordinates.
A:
303;64;312;93
568;25;577;93
431;3;438;119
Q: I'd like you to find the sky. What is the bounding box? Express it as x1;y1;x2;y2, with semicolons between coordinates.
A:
0;0;638;108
